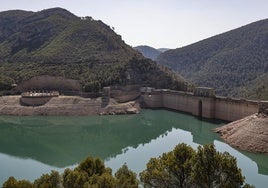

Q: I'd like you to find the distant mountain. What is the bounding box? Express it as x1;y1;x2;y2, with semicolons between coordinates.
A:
134;45;162;60
157;19;268;99
134;45;171;60
0;8;189;92
157;48;170;53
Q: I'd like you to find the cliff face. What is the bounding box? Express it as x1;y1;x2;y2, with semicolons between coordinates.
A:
0;8;189;92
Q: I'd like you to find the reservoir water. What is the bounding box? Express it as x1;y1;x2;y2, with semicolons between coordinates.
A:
0;109;267;187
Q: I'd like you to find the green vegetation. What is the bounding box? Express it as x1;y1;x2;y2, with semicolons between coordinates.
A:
134;45;162;60
115;164;139;188
157;19;268;99
236;74;268;100
0;8;189;92
3;157;138;188
140;144;254;188
2;144;254;188
0;75;14;90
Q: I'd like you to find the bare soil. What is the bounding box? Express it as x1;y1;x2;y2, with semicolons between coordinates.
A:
0;95;140;116
215;113;268;153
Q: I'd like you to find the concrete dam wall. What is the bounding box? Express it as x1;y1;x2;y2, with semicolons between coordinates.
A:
142;88;259;122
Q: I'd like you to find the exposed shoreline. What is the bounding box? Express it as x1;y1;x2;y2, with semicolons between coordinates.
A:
0;95;140;116
215;113;268;154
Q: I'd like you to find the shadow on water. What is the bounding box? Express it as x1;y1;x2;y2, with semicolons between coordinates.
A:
0;109;267;176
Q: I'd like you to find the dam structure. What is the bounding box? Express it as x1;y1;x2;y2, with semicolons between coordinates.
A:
1;82;266;120
141;87;262;122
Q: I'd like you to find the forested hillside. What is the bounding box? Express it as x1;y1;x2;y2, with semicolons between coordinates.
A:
134;45;162;60
0;8;189;92
157;19;268;99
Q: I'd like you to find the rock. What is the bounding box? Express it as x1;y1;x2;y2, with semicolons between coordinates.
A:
126;107;139;114
259;101;268;115
215;113;268;153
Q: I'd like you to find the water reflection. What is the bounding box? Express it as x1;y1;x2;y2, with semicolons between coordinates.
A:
0;110;267;187
214;141;268;187
0;152;73;185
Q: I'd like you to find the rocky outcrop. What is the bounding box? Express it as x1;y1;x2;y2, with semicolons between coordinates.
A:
99;101;140;115
215;113;268;153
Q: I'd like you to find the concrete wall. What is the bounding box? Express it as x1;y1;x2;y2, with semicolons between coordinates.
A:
162;90;193;114
214;97;258;121
161;91;216;119
20;96;53;106
192;97;216;119
142;91;163;108
142;89;259;121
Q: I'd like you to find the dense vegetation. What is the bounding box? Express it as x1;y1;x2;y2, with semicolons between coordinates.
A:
134;45;162;60
157;19;268;99
235;74;268;100
2;144;253;188
140;144;253;188
3;157;138;188
0;8;189;92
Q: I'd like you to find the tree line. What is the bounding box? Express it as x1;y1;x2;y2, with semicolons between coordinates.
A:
2;143;254;188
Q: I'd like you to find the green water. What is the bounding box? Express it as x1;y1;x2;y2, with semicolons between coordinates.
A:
0;110;267;187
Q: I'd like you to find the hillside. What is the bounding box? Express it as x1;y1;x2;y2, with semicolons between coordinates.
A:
157;48;170;53
0;8;189;92
134;45;162;60
156;19;268;99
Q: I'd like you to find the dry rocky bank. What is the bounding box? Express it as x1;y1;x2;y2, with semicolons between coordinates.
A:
215;112;268;154
0;95;140;116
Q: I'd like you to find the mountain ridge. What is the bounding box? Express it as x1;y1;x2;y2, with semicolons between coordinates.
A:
133;45;171;60
0;8;189;92
157;19;268;99
134;45;162;60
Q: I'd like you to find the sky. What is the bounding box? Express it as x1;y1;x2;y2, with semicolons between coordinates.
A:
0;0;267;49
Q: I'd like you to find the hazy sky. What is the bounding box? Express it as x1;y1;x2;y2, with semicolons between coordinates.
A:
1;0;267;48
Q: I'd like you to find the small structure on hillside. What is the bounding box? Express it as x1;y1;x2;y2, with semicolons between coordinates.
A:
20;91;59;106
140;87;155;94
193;87;215;98
21;91;59;97
101;87;110;107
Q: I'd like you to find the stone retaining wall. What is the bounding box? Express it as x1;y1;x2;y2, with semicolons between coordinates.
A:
20;96;53;106
142;88;260;121
214;97;258;121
